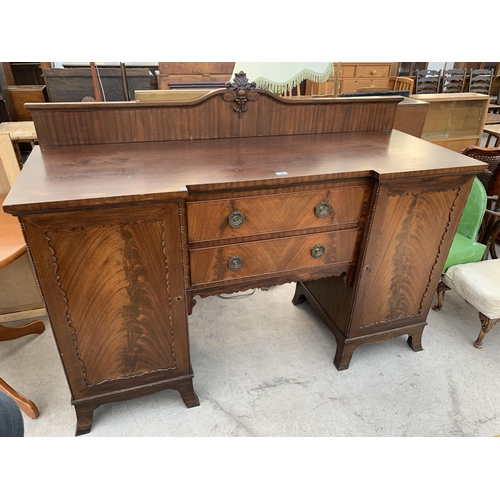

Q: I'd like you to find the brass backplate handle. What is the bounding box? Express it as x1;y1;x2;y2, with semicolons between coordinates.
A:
315;201;331;218
228;211;245;228
311;244;325;258
228;256;244;271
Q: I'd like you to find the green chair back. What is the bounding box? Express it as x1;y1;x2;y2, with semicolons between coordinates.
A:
442;177;487;273
456;177;487;241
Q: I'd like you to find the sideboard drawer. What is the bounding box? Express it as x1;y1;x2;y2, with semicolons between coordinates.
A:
189;229;358;285
341;79;391;93
186;186;365;243
356;65;391;78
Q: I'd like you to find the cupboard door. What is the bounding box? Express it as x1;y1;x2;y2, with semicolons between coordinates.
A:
349;175;473;337
21;202;190;398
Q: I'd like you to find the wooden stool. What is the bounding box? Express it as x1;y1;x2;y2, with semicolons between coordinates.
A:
433;259;500;349
1;193;45;418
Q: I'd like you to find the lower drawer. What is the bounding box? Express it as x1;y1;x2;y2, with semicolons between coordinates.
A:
341;79;390;93
189;229;358;285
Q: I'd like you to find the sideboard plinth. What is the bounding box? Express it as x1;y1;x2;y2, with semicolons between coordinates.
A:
72;376;199;436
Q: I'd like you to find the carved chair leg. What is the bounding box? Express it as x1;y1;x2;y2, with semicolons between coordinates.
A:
432;281;450;312
0;377;39;419
475;313;500;349
0;320;45;342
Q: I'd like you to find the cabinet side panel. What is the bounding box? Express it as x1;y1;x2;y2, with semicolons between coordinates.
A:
300;275;355;335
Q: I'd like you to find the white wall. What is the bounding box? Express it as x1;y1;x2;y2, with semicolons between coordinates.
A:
427;62;455;72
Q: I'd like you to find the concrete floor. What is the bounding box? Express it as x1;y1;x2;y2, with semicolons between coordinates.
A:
2;281;500;438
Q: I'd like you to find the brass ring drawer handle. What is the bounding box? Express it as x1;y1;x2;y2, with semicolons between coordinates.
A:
228;255;244;271
315;202;331;218
311;244;325;258
228;210;245;228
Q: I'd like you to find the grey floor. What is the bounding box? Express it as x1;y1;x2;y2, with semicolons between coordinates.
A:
2;281;500;438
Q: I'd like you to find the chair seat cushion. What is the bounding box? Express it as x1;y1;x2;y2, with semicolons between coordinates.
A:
443;259;500;319
442;233;486;273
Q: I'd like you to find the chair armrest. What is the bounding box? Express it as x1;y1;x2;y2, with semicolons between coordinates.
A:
485;208;500;217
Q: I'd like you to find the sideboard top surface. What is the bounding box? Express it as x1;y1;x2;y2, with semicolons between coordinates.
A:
3;129;486;215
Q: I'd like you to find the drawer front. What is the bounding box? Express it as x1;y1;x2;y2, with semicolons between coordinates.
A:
341;64;357;78
356;65;391;78
187;186;365;243
189;229;358;285
342;79;391;93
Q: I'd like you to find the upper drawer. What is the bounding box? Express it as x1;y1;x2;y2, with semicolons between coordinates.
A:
186;186;365;243
356;65;391;78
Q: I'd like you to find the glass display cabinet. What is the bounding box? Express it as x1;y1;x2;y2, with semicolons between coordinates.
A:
411;93;490;151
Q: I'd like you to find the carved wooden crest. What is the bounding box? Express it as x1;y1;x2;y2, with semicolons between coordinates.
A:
223;71;260;118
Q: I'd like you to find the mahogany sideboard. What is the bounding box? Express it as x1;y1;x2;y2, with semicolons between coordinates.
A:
2;73;487;435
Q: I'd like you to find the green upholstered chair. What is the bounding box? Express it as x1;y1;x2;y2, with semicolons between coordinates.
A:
442;177;487;274
433;176;500;349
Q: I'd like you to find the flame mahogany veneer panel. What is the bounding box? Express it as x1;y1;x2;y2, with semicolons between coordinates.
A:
21;203;191;398
356;186;462;331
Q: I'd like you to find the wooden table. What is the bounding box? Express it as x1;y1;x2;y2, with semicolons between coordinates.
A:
484;124;500;147
485;113;500;126
2;78;487;435
0;193;26;266
0;121;37;168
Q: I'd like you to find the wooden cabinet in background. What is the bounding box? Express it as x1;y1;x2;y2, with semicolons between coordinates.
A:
158;62;234;90
394;62;428;77
338;62;392;93
305;63;393;96
411;92;490;151
8;85;47;121
42;67;152;102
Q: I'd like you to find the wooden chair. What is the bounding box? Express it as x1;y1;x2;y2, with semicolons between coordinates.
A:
304;78;337;96
433;259;500;349
460;146;500;257
441;69;466;93
282;84;302;97
0;193;45;419
469;69;494;95
433;178;500;349
393;77;414;94
460;146;500;196
415;69;442;94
